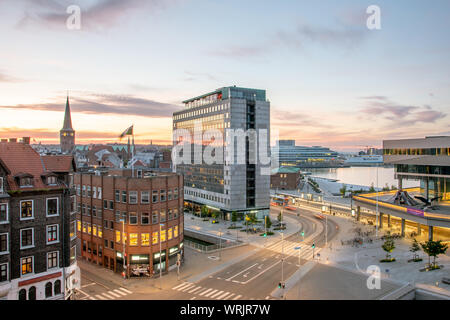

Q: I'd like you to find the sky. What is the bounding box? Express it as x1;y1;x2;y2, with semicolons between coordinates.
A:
0;0;449;151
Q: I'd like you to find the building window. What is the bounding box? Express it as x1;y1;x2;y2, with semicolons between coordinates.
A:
0;263;7;282
122;191;127;203
92;205;97;217
98;227;102;238
21;256;33;275
160;190;166;202
141;233;150;246
109;200;114;210
141;191;150;204
0;233;8;254
141;213;150;225
129;191;137;204
98;246;103;258
46;198;59;216
98;187;102;199
104;239;108;248
174;208;178;219
70;196;76;214
77;220;81;232
110;221;114;229
160;210;166;222
76;185;80;196
82;240;86;251
20;228;34;249
174;188;178;199
110;241;114;249
152;231;158;245
70;245;76;265
103;200;108;209
47;251;58;270
161;229;166;242
0;203;8;223
152;211;159;224
168;190;172;201
174;225;179;238
115;190;120;202
93;186;97;199
20;177;33;187
129;212;138;225
116;230;121;243
168;228;173;240
87;186;91;197
0;177;3;193
115;211;121;223
46;225;59;244
82;185;86;197
87;223;92;235
54;280;61;295
129;233;138;246
168;209;173;220
82;222;87;233
82;204;86;215
152;190;158;203
93;224;97;237
20;200;33;220
18;289;26;300
70;221;76;239
28;286;36;300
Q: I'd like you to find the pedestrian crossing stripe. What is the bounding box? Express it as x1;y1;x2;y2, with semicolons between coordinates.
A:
203;289;218;297
113;289;127;296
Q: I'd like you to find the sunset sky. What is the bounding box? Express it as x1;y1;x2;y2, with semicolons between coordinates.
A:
0;0;449;151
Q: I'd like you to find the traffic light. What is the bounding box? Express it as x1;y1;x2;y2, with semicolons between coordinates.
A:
312;243;315;249
282;283;285;289
278;282;282;288
301;231;305;237
263;233;267;237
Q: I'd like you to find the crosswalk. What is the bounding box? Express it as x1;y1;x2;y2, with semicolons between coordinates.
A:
264;238;317;261
79;287;133;300
171;282;277;300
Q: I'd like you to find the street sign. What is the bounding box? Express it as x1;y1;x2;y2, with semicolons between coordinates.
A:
294;246;301;250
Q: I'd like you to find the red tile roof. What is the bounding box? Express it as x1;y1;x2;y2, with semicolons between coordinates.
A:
0;142;67;191
42;155;75;173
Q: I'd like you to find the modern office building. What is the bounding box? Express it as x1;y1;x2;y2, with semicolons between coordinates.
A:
173;86;270;219
273;140;339;168
383;136;450;201
74;169;184;277
0;138;79;300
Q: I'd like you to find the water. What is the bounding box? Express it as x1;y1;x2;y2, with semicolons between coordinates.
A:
308;166;419;189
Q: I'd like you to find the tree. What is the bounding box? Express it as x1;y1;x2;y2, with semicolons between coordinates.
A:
381;232;395;260
409;238;421;261
382;183;390;192
231;211;237;227
421;240;449;268
247;213;258;230
369;183;376;193
391;185;397;191
211;211;218;220
200;205;209;218
277;211;283;223
340;184;347;198
265;215;272;230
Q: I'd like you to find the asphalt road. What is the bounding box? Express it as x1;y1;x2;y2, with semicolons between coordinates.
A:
167;206;339;300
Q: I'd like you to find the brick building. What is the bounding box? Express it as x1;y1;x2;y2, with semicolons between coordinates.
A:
270;167;302;190
74;169;184;277
0;138;79;300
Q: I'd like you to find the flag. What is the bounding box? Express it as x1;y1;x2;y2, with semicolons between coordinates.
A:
119;125;133;139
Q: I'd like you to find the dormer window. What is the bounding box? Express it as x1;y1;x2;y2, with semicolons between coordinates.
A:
0;177;3;193
47;176;57;185
20;177;33;187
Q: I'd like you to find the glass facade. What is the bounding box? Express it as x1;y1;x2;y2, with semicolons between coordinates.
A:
384;148;450;156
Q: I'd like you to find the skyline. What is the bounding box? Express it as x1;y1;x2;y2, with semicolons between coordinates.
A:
0;0;449;151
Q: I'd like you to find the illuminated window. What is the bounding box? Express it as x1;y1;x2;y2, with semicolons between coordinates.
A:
116;230;121;243
152;231;158;245
21;256;33;275
129;233;138;246
77;220;81;232
122;232;127;244
87;223;91;235
141;233;150;246
168;228;173;240
82;223;86;233
98;227;102;238
161;229;166;242
174;226;179;238
93;225;97;237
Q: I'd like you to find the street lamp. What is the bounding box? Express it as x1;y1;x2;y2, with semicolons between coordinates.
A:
219;228;222;261
159;223;165;290
120;218;126;279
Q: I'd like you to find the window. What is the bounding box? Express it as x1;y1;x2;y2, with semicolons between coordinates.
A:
87;186;91;197
168;190;172;201
93;224;97;237
0;263;7;282
168;209;173;220
174;188;178;199
70;245;76;265
18;289;26;300
46;198;59;216
115;211;121;223
115;190;120;202
21;256;33;275
20;200;33;220
82;240;86;251
122;191;127;203
174;208;179;219
141;191;150;204
121;212;127;224
70;196;76;214
20;228;34;249
97;187;102;199
160;190;166;202
152;190;158;203
152;211;159;224
160;229;166;242
109;200;114;210
104;239;108;248
0;233;8;254
174;225;179;238
76;185;80;196
28;286;36;300
152;231;158;245
82;185;86;197
110;221;114;229
141;233;150;246
129;191;137;204
141;213;150;225
20;177;33;187
82;204;86;215
47;251;58;270
98;227;102;238
46;225;59;244
54;280;61;295
129;233;138;246
104;220;108;229
70;221;76;239
160;210;166;222
93;186;97;199
110;241;114;249
116;230;121;243
98;246;103;258
129;213;137;225
82;222;87;233
77;220;81;232
0;177;3;193
87;205;91;216
168;228;173;240
92;205;97;217
103;200;108;209
87;223;92;234
0;203;8;223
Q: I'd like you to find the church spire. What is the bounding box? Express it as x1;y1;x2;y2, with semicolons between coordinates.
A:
62;94;73;130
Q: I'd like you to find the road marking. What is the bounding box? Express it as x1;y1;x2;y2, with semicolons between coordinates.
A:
203;289;218;298
81;283;97;288
88;296;96;300
265;296;271;300
199;288;214;296
101;292;115;299
108;291;121;298
232;295;242;300
190;297;196;300
225;263;258;281
232;280;240;283
188;286;203;294
180;284;196;292
216;291;230;300
172;282;192;290
118;287;132;294
95;295;107;300
210;290;224;299
223;293;235;300
242;260;281;285
113;289;127;296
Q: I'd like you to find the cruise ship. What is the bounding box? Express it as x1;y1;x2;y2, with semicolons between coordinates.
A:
344;155;383;166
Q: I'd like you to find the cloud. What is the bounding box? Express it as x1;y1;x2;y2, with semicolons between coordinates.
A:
359;96;447;126
0;71;21;83
15;0;174;31
271;109;329;128
0;92;182;118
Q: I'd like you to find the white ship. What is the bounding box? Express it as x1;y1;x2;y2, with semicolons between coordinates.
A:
344;155;383;166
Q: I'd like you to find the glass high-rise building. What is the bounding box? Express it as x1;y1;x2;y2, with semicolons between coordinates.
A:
173;86;270;219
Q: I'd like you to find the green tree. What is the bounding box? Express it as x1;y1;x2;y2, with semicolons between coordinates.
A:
247;213;258;230
369;183;376;193
340;184;347;198
391;185;397;191
200;205;209;218
382;183;390;192
409;238;421;260
277;211;283;223
265;215;272;230
421;240;449;268
231;211;237;227
382;232;395;260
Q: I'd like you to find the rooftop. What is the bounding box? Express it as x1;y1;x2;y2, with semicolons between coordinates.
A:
271;167;301;174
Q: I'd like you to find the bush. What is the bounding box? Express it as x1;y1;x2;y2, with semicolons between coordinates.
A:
380;258;396;263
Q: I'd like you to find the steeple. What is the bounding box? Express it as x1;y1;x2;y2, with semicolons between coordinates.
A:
62;95;73;130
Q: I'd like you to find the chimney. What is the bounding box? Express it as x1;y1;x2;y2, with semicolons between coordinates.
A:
9;138;17;143
22;137;31;144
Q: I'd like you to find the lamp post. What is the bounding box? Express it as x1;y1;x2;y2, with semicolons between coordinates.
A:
120;219;126;279
281;232;284;298
219;228;222;261
376;164;379;239
159;223;164;290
